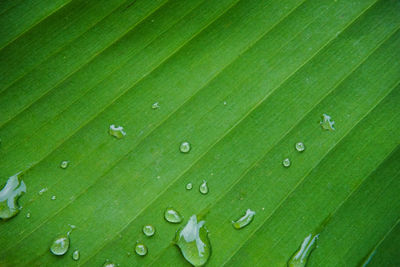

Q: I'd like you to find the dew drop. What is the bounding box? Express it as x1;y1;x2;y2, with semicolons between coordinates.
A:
295;142;305;152
152;102;160;109
186;183;193;190
174;215;211;267
232;209;256;229
282;158;291;168
164;207;183;223
287;233;319;267
0;172;26;220
109;124;126;139
38;187;48;195
50;234;70;256
26;212;31;219
143;225;155;237
72;249;80;261
135;242;148;256
51;195;57;200
103;261;117;267
199;180;208;195
320;114;335;131
60;160;69;169
180;141;191;153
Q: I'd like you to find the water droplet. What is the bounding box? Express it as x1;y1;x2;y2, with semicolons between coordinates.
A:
103;261;117;267
199;180;208;195
232;209;256;229
109;124;126;139
38;187;48;195
135;242;148;256
186;183;193;190
164;207;183;223
287;233;319;267
152;102;160;109
26;212;31;218
72;249;80;261
223;101;227;105
320;114;335;131
174;215;211;267
143;225;155;237
51;195;56;200
282;158;291;168
60;160;69;169
50;234;70;256
180;141;191;153
0;172;26;220
295;142;305;152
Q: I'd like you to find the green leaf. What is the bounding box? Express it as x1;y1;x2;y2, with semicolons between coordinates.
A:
1;0;399;266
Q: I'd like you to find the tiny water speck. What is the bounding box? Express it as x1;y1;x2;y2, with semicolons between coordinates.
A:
109;124;126;139
152;102;160;109
26;212;31;218
143;225;155;237
135;243;147;256
186;183;193;190
320;114;335;131
199;180;208;195
180;142;191;153
295;142;305;152
38;187;48;195
283;158;291;168
60;160;69;169
51;195;56;200
72;249;80;261
223;101;227;105
0;172;26;220
288;233;319;267
232;209;256;229
164;207;183;223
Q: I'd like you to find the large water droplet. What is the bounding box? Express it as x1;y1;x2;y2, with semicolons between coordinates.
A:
282;158;291;168
143;225;155;237
186;183;193;190
199;180;208;195
320;114;335;131
60;160;69;169
180;142;191;153
152;102;160;109
72;249;80;261
287;233;319;267
0;172;26;220
109;124;126;139
50;234;70;256
232;209;256;229
174;215;211;267
164;207;183;223
135;242;148;256
295;142;305;152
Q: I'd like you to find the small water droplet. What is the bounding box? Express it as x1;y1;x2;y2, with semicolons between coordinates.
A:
135;242;148;256
199;180;208;195
320;114;335;131
103;261;117;267
60;160;69;169
26;212;31;218
38;187;48;195
109;124;126;139
152;102;160;109
295;142;305;152
164;207;183;223
174;215;211;266
51;195;57;200
72;249;80;261
0;172;26;220
180;141;191;153
282;158;291;168
223;101;227;105
143;225;155;237
287;233;319;267
50;234;70;256
186;183;193;190
232;209;256;229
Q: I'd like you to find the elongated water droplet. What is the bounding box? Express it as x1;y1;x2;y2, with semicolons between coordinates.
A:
164;207;183;223
320;114;335;131
72;249;80;261
109;124;126;139
232;209;256;229
143;225;155;237
50;234;70;256
360;248;376;267
0;172;26;220
287;233;319;267
283;158;291;168
186;183;193;190
38;187;48;195
60;160;69;169
180;142;191;153
51;195;56;200
152;102;160;109
26;212;31;219
174;215;211;267
295;142;305;152
135;242;148;256
199;180;208;195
